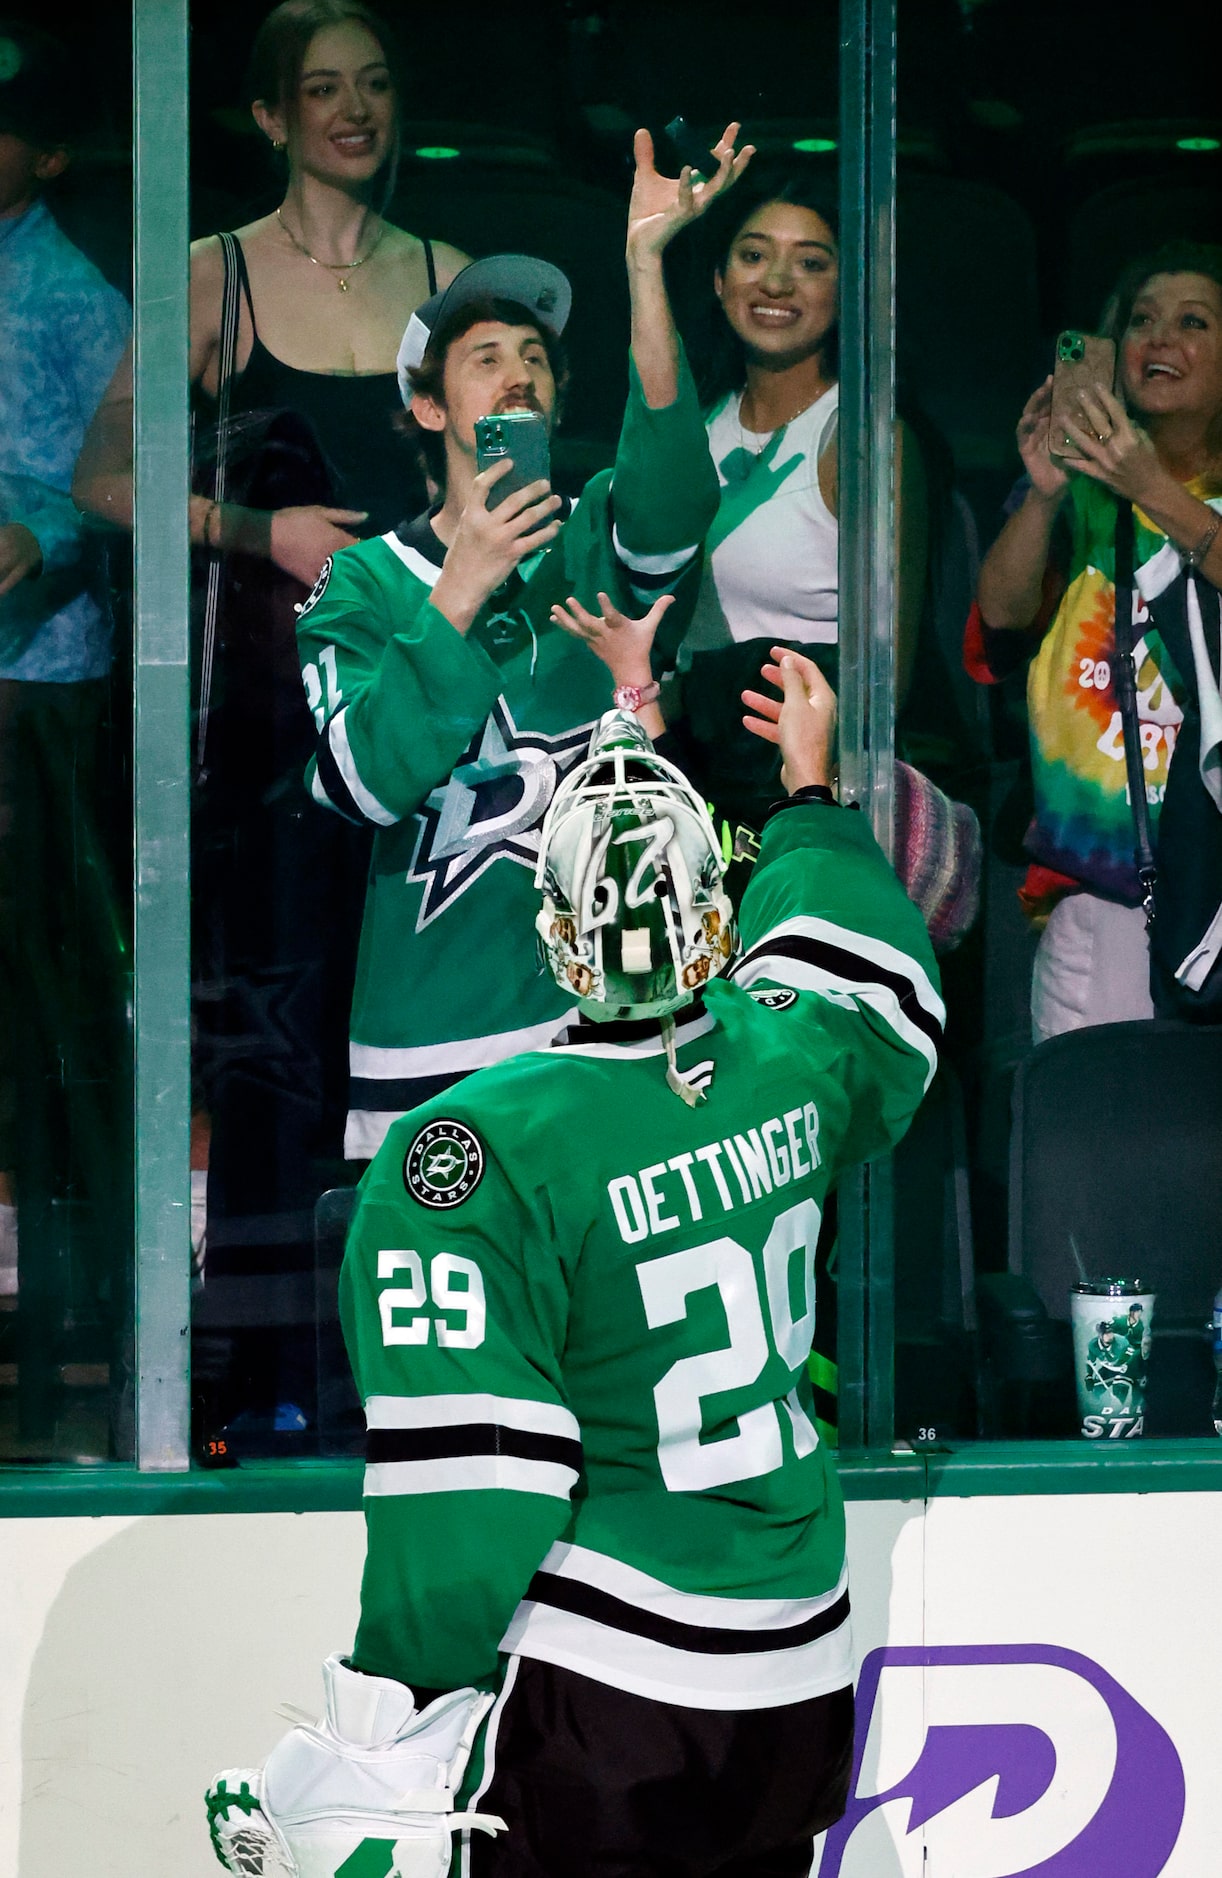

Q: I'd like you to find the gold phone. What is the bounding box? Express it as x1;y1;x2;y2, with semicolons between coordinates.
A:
1049;331;1117;461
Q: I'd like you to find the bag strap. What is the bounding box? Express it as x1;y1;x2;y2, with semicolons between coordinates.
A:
196;230;243;778
1111;499;1158;926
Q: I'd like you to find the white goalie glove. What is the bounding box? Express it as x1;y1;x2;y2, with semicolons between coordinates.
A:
205;1654;506;1878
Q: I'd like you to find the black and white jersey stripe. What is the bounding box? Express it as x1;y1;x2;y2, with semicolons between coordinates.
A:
364;1393;582;1502
730;914;944;1090
500;1542;853;1710
611;522;702;610
312;704;398;826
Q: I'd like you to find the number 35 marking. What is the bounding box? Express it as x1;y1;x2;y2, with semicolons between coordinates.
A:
377;1248;486;1349
636;1198;821;1492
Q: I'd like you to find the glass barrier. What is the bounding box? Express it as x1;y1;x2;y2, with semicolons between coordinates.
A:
892;0;1222;1450
0;8;136;1461
177;0;861;1465
13;0;1218;1481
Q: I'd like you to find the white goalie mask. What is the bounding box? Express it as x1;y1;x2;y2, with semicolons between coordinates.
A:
534;711;736;1019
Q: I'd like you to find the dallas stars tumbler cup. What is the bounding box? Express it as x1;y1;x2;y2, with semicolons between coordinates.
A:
1070;1279;1155;1439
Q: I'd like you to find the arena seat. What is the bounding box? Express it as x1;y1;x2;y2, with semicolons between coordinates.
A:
1065;176;1222;327
314;1185;363;1458
894;174;1042;509
893;1064;979;1442
978;1020;1222;1437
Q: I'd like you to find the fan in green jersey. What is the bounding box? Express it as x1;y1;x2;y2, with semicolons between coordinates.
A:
206;643;944;1878
297;124;756;1161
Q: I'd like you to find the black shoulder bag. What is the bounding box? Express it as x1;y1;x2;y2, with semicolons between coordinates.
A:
1113;499;1222;1020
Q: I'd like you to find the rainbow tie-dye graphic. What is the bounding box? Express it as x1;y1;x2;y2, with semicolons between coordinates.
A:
1025;476;1208;901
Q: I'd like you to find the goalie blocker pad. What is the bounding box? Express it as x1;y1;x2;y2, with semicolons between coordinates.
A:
205;1654;505;1878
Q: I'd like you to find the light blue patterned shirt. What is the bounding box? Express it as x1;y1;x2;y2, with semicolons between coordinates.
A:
0;200;130;682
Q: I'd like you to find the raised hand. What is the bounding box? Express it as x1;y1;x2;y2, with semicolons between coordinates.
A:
743;645;838;794
1016;377;1070;500
549;589;674;687
626;122;755;263
1057;385;1164;507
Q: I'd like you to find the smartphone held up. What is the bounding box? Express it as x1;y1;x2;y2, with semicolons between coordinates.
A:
1048;330;1117;462
475;410;551;512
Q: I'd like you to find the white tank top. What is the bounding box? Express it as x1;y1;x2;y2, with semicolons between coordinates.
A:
684;383;840;655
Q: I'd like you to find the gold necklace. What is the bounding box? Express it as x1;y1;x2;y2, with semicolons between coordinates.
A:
738;385;828;454
276;207;386;291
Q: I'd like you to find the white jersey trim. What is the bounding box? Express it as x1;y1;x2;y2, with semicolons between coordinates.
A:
364;1454;579;1500
538;1543;847;1632
366;1393;580;1443
500;1598;853;1711
351;1014;573;1082
732;913;944;1090
610;525;700;577
345;1110;404;1161
328;707;398;826
458;1656;521;1878
379;530;442;587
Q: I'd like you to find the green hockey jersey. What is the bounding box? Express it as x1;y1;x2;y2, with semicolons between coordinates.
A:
341;798;943;1717
297;354;718;1159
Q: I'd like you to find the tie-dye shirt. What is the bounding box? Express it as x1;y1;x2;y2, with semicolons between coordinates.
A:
1023;476;1221;902
966;475;1222;906
0;200;130;682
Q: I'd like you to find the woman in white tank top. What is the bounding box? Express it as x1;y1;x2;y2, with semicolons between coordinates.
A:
664;170;926;843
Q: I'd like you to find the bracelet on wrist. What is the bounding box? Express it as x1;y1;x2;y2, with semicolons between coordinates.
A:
612;679;661;714
1184;511;1221;570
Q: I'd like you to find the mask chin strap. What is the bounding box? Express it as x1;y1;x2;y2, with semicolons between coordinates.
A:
661;1012;704;1107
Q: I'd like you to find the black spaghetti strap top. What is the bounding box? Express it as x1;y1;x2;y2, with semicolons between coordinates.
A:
223;235;437;537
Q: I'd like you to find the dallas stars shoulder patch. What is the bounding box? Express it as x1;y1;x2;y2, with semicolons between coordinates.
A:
404;1119;486;1209
749;986;799;1012
295;554;333;620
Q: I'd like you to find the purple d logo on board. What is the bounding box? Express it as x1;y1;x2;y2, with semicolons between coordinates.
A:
817;1644;1184;1876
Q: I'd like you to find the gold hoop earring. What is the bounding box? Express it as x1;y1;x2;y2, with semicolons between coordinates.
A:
272;139;286;152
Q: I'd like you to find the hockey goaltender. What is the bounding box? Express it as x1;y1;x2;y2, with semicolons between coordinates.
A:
207;647;944;1877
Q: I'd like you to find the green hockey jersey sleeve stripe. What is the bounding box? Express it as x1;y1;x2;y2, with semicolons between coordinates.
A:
365;1452;580;1501
733;914;943;1089
320;704;398;825
365;1390;582;1498
366;1390;581;1439
611;526;701;576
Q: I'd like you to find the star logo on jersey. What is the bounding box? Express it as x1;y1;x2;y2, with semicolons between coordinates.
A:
749;986;799;1012
406;698;593;930
403;1119;486;1209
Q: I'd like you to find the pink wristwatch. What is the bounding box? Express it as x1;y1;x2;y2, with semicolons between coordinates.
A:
612;680;661;713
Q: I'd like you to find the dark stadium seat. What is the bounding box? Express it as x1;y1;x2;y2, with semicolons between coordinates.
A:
1064;177;1222;328
314;1185;363;1458
894;174;1042;514
893;1064;979;1442
978;1021;1222;1437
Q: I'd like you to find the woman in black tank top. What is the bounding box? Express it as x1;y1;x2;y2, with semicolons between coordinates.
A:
75;2;470;1454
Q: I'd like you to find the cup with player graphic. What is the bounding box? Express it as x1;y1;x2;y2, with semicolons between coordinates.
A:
1070;1279;1155;1439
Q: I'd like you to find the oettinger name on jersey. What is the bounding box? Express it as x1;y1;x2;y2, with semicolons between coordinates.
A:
406;698;592;930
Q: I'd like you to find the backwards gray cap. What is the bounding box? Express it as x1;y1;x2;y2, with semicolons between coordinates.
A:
396;253;572;405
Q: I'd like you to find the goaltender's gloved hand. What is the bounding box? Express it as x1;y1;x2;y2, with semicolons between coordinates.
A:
205;1653;505;1878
